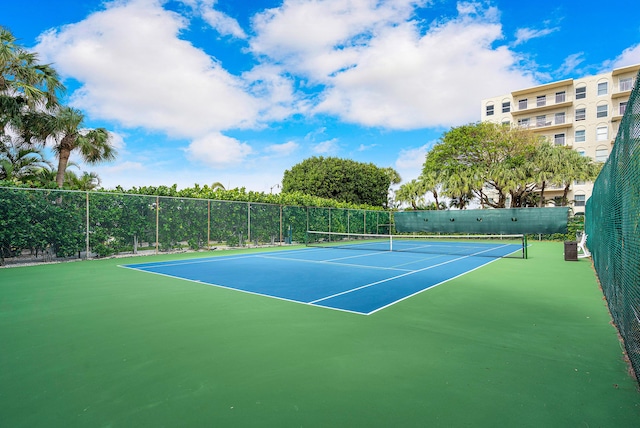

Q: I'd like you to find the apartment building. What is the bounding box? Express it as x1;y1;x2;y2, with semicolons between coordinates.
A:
480;63;639;211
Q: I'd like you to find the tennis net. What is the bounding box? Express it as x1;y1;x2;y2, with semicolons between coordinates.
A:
305;231;527;259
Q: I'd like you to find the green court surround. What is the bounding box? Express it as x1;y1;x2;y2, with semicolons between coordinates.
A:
1;242;638;427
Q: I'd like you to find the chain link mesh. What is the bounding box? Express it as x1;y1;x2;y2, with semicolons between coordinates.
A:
0;188;387;264
586;70;640;384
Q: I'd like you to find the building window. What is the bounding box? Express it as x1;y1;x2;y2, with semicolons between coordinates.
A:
554;133;565;146
518;99;528;110
574;194;586;207
536;115;547;127
620;101;628;116
502;120;511;126
518;117;530;127
620;77;633;92
575;108;586;121
486;104;494;116
577;149;586;156
596;126;608;141
574;180;586;185
554;112;565;124
576;86;586;99
597;81;608;96
502;101;510;113
555;91;566;103
537;95;546;107
596;104;608;118
575;129;586;143
595;147;609;162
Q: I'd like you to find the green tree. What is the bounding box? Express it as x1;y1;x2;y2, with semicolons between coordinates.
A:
532;142;560;207
282;156;396;207
67;171;101;191
0;137;51;184
25;107;116;188
0;26;64;131
554;147;602;206
395;179;426;210
423;122;543;208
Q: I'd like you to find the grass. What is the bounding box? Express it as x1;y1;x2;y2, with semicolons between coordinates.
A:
1;242;639;427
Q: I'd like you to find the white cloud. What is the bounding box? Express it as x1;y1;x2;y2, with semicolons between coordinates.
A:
395;143;433;182
106;131;127;152
313;138;340;154
251;0;536;129
357;143;377;151
250;0;423;81
242;64;306;122
606;44;640;69
265;141;298;156
35;0;260;139
100;160;145;174
304;127;327;141
185;132;253;167
199;2;247;39
513;26;559;46
557;52;585;76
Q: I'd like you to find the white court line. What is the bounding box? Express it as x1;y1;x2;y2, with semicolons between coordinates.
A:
309;243;514;305
257;254;413;272
118;247;328;270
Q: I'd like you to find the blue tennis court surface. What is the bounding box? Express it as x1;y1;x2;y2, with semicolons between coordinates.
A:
121;243;522;315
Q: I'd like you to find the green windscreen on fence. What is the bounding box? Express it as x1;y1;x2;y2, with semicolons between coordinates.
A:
586;70;640;386
394;207;569;234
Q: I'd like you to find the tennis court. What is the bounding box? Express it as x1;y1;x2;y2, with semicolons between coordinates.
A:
122;236;524;314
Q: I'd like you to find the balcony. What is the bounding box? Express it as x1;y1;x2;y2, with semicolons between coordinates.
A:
611;103;628;122
612;88;632;99
512;98;574;115
612;77;636;99
517;114;573;131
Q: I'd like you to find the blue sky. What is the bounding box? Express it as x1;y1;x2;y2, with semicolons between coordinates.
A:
3;0;640;192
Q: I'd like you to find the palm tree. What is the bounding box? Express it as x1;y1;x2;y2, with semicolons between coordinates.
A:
531;142;561;207
395;179;427;210
26;107;116;188
0;136;52;183
1;27;64;131
68;171;101;191
418;169;442;210
554;147;601;206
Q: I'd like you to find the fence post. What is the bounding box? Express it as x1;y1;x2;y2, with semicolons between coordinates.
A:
247;202;251;245
280;205;283;245
86;192;90;259
155;196;159;254
364;210;366;233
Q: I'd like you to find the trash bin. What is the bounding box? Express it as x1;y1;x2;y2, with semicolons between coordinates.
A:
564;241;578;261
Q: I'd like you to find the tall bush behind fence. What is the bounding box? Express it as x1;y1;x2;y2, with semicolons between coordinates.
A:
0;187;388;265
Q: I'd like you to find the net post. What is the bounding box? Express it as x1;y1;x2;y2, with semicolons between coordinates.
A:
390;235;393;252
523;235;528;259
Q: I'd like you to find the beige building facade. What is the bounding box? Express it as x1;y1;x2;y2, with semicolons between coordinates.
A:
480;63;639;212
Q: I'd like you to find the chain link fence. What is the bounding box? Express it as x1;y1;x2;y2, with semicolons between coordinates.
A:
586;70;640;384
0;188;389;266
